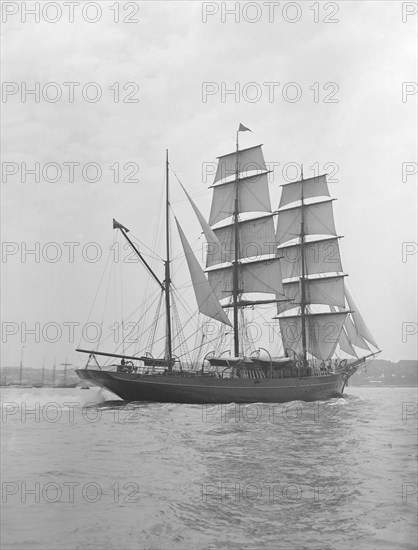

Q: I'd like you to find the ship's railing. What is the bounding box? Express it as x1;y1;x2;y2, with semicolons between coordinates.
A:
101;356;343;378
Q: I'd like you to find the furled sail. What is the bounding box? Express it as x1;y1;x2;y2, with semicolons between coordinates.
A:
175;219;232;327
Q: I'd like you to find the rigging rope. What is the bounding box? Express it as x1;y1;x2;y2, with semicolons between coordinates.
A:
146;290;164;355
171;293;192;367
77;248;112;348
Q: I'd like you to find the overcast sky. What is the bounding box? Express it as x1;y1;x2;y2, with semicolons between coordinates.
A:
1;0;417;369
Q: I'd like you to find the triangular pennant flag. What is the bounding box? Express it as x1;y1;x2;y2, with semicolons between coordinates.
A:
113;219;129;232
238;123;251;132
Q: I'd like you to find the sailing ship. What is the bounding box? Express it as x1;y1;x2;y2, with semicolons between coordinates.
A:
76;126;380;403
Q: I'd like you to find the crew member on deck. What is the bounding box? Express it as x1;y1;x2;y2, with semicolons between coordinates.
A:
117;358;126;373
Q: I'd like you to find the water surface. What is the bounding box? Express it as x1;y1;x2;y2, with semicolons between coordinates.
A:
1;386;417;550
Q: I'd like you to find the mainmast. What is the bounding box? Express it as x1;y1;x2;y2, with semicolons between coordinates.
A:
165;149;173;370
299;166;307;368
232;131;240;357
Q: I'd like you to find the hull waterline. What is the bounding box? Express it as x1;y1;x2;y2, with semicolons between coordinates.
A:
75;369;345;404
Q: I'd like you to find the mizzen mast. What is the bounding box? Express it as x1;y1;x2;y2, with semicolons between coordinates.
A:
275;171;379;362
232;130;241;357
299;166;307;368
165;149;173;370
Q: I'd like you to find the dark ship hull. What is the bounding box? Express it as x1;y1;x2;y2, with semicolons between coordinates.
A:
75;369;346;403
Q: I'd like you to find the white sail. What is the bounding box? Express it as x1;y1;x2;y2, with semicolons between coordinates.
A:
330;305;358;357
180;182;221;250
205;142;286;306
214;144;266;183
176;219;232;327
209;172;272;226
339;326;358;357
207;214;276;267
279;311;347;361
278;237;343;280
344;287;378;348
343;311;370;351
207;257;285;302
276;199;337;246
279;175;330;209
278;275;345;314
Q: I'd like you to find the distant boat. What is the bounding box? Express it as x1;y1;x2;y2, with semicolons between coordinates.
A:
76;126;380;403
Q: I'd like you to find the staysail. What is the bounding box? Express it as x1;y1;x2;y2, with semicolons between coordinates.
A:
175;219;232;327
